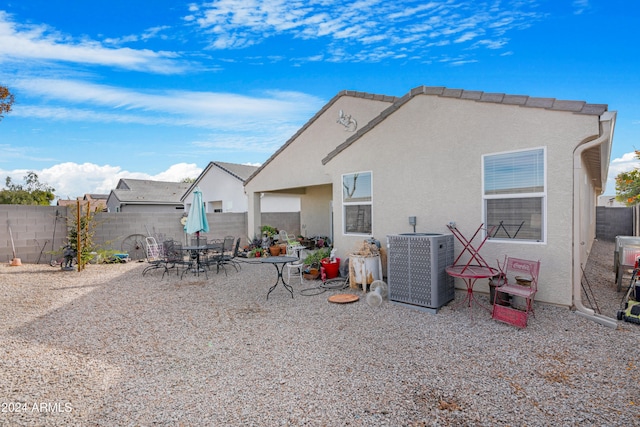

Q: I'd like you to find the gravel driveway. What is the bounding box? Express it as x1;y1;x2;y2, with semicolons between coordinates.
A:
1;239;639;426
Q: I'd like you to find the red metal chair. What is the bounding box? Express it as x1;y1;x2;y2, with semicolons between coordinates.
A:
492;257;540;327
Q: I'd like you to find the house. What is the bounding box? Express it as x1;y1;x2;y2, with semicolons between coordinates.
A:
106;179;191;213
180;161;300;213
597;195;625;207
244;85;616;325
57;193;108;212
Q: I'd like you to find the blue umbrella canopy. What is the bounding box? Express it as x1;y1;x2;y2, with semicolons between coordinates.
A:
185;187;209;235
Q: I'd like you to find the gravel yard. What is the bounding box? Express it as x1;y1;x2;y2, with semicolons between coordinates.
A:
1;239;639;426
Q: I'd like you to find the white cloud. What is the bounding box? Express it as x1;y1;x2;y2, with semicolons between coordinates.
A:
572;0;590;15
9;78;325;131
454;31;482;43
603;151;640;195
103;26;172;45
189;0;543;63
191;124;300;154
472;39;508;49
0;11;187;74
0;162;203;201
152;163;204;182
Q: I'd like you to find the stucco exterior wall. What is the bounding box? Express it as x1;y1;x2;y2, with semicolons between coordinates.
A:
260;194;300;213
299;185;333;240
184;166;300;214
246;95;393;194
245;93;394;236
323;94;600;306
184;167;249;213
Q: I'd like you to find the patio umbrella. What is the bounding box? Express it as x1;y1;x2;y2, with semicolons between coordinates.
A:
185;187;209;246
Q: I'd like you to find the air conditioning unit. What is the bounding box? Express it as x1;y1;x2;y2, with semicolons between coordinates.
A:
387;233;455;313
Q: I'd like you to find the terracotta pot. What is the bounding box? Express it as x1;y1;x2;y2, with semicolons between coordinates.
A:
303;268;320;280
269;246;281;256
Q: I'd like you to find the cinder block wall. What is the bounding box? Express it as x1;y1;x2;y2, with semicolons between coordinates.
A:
0;205;67;265
0;205;300;264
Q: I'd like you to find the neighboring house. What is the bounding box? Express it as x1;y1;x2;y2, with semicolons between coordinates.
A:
57;193;108;211
244;85;616;325
82;193;108;212
181;161;300;213
107;179;191;213
597;195;625;207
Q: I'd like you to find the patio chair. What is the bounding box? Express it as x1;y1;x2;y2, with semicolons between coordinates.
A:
142;237;165;276
279;230;304;258
203;238;224;269
218;236;236;275
491;257;541;327
163;240;192;278
284;231;301;247
285;244;304;284
278;229;288;244
203;236;234;275
220;237;242;272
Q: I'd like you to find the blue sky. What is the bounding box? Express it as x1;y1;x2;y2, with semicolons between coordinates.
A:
0;0;638;200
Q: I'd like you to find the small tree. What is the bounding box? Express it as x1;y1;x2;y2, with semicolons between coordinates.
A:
0;172;55;205
65;203;98;269
615;150;640;206
0;85;15;121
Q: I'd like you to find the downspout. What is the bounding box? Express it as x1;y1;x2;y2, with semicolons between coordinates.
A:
573;112;617;328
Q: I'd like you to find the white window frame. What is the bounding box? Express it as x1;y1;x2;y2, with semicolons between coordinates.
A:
342;171;373;236
482;147;547;244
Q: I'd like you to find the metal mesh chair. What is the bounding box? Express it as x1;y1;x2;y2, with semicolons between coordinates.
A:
220;237;242;272
163;240;192;278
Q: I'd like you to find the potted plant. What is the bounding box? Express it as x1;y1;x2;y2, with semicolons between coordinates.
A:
303;248;330;280
260;225;278;239
320;249;341;279
249;247;265;258
269;244;281;256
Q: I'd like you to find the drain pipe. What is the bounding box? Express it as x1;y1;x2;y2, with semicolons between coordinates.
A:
573;111;617;329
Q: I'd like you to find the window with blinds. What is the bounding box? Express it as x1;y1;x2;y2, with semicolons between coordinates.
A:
483;148;546;242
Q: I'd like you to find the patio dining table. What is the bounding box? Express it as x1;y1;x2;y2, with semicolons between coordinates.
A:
182;245;208;278
260;256;298;299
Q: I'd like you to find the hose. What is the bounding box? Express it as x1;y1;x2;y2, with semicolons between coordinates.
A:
300;277;350;296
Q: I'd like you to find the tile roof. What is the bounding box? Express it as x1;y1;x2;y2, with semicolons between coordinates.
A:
213;161;258;181
112;179;191;204
405;85;608;114
84;193;108;201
